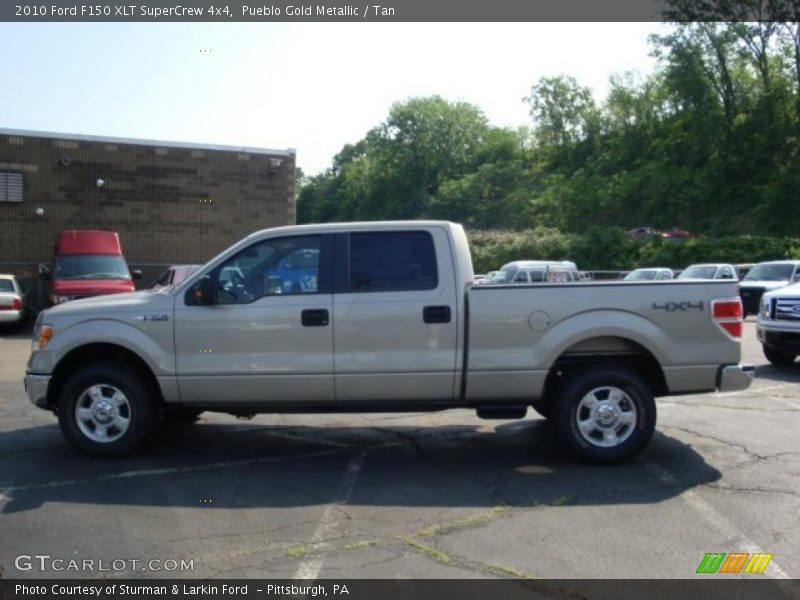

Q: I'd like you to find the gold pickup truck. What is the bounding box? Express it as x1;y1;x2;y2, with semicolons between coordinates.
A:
25;221;753;462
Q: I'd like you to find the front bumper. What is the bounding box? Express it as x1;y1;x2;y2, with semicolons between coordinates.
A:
717;364;755;393
24;372;51;409
757;323;800;351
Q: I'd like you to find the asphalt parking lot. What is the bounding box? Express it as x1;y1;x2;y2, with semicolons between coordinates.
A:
0;320;798;581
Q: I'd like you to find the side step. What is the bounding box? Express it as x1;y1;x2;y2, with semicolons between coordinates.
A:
476;405;528;420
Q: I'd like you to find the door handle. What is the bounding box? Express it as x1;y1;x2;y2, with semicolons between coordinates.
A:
423;305;451;324
301;309;329;327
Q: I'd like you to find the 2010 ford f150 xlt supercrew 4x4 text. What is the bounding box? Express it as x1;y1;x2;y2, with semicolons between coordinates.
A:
25;221;753;462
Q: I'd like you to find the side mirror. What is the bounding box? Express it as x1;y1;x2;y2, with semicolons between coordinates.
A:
131;269;143;281
187;276;214;306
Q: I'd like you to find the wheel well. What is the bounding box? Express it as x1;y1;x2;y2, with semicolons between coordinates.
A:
543;336;668;403
47;343;163;410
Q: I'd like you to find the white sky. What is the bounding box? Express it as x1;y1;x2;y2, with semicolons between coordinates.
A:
0;23;664;175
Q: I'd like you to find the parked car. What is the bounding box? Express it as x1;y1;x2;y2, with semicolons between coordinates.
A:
626;227;661;239
662;228;694;239
623;268;673;281
756;281;800;365
483;260;581;284
41;230;141;305
0;274;27;325
677;264;738;281
26;220;751;462
152;265;201;289
740;260;800;317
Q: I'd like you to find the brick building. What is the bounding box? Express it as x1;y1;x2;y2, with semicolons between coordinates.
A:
0;129;296;307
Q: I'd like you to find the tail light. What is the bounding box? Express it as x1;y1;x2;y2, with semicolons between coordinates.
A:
712;298;743;339
12;297;21;310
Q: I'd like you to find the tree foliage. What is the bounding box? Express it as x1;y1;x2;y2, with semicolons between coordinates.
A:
298;22;800;253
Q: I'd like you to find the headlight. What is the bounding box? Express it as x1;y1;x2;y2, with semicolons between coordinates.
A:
32;323;55;352
760;297;771;320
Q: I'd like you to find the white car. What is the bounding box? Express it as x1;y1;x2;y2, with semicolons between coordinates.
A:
152;265;201;289
483;260;581;284
740;260;800;317
0;274;27;325
623;268;673;281
677;263;738;281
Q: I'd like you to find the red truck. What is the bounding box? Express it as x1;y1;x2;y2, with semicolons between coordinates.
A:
42;230;140;305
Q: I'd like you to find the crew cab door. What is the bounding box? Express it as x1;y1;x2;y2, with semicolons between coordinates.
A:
333;228;460;402
174;234;335;405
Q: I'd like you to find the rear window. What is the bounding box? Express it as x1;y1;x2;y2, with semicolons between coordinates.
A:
349;231;438;292
0;279;14;292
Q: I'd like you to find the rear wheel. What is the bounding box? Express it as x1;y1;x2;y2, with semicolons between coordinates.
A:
552;366;655;462
57;363;158;457
763;345;797;366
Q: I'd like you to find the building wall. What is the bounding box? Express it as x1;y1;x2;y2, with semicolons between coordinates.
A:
0;131;296;267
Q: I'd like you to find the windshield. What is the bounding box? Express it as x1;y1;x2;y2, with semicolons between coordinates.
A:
678;265;717;279
743;264;795;282
55;255;130;280
625;270;657;281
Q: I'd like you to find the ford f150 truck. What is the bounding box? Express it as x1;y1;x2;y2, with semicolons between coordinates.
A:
25;221;753;462
756;282;800;366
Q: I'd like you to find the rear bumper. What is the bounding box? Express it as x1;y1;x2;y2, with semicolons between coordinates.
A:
24;372;51;409
717;364;754;393
0;310;23;323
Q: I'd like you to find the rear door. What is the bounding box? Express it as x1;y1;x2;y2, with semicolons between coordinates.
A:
333;228;460;402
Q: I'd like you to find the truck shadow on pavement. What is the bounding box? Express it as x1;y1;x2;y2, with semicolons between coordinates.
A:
0;417;721;514
751;363;800;384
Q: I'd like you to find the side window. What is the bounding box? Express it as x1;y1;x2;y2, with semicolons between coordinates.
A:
348;231;438;292
216;235;322;304
719;268;734;279
529;271;545;282
513;271;529;283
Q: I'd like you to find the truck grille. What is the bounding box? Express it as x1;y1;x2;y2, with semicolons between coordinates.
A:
775;298;800;321
740;287;765;314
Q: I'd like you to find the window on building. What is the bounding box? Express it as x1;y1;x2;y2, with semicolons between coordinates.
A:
0;172;23;202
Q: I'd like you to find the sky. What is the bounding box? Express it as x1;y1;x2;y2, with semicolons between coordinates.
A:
0;23;664;175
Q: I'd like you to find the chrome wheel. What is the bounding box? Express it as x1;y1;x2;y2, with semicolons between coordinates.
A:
74;384;132;443
575;386;637;448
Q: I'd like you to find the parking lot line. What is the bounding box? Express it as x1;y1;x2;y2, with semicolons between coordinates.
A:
644;462;792;579
293;449;367;580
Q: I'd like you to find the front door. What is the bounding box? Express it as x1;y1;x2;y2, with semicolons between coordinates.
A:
174;234;335;406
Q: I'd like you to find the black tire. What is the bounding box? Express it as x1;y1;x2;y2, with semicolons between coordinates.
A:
161;406;204;424
552;366;656;463
57;363;158;457
531;397;552;419
763;345;797;366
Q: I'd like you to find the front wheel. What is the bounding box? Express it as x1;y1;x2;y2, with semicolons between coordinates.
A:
57;364;158;457
552;366;656;463
763;345;797;366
